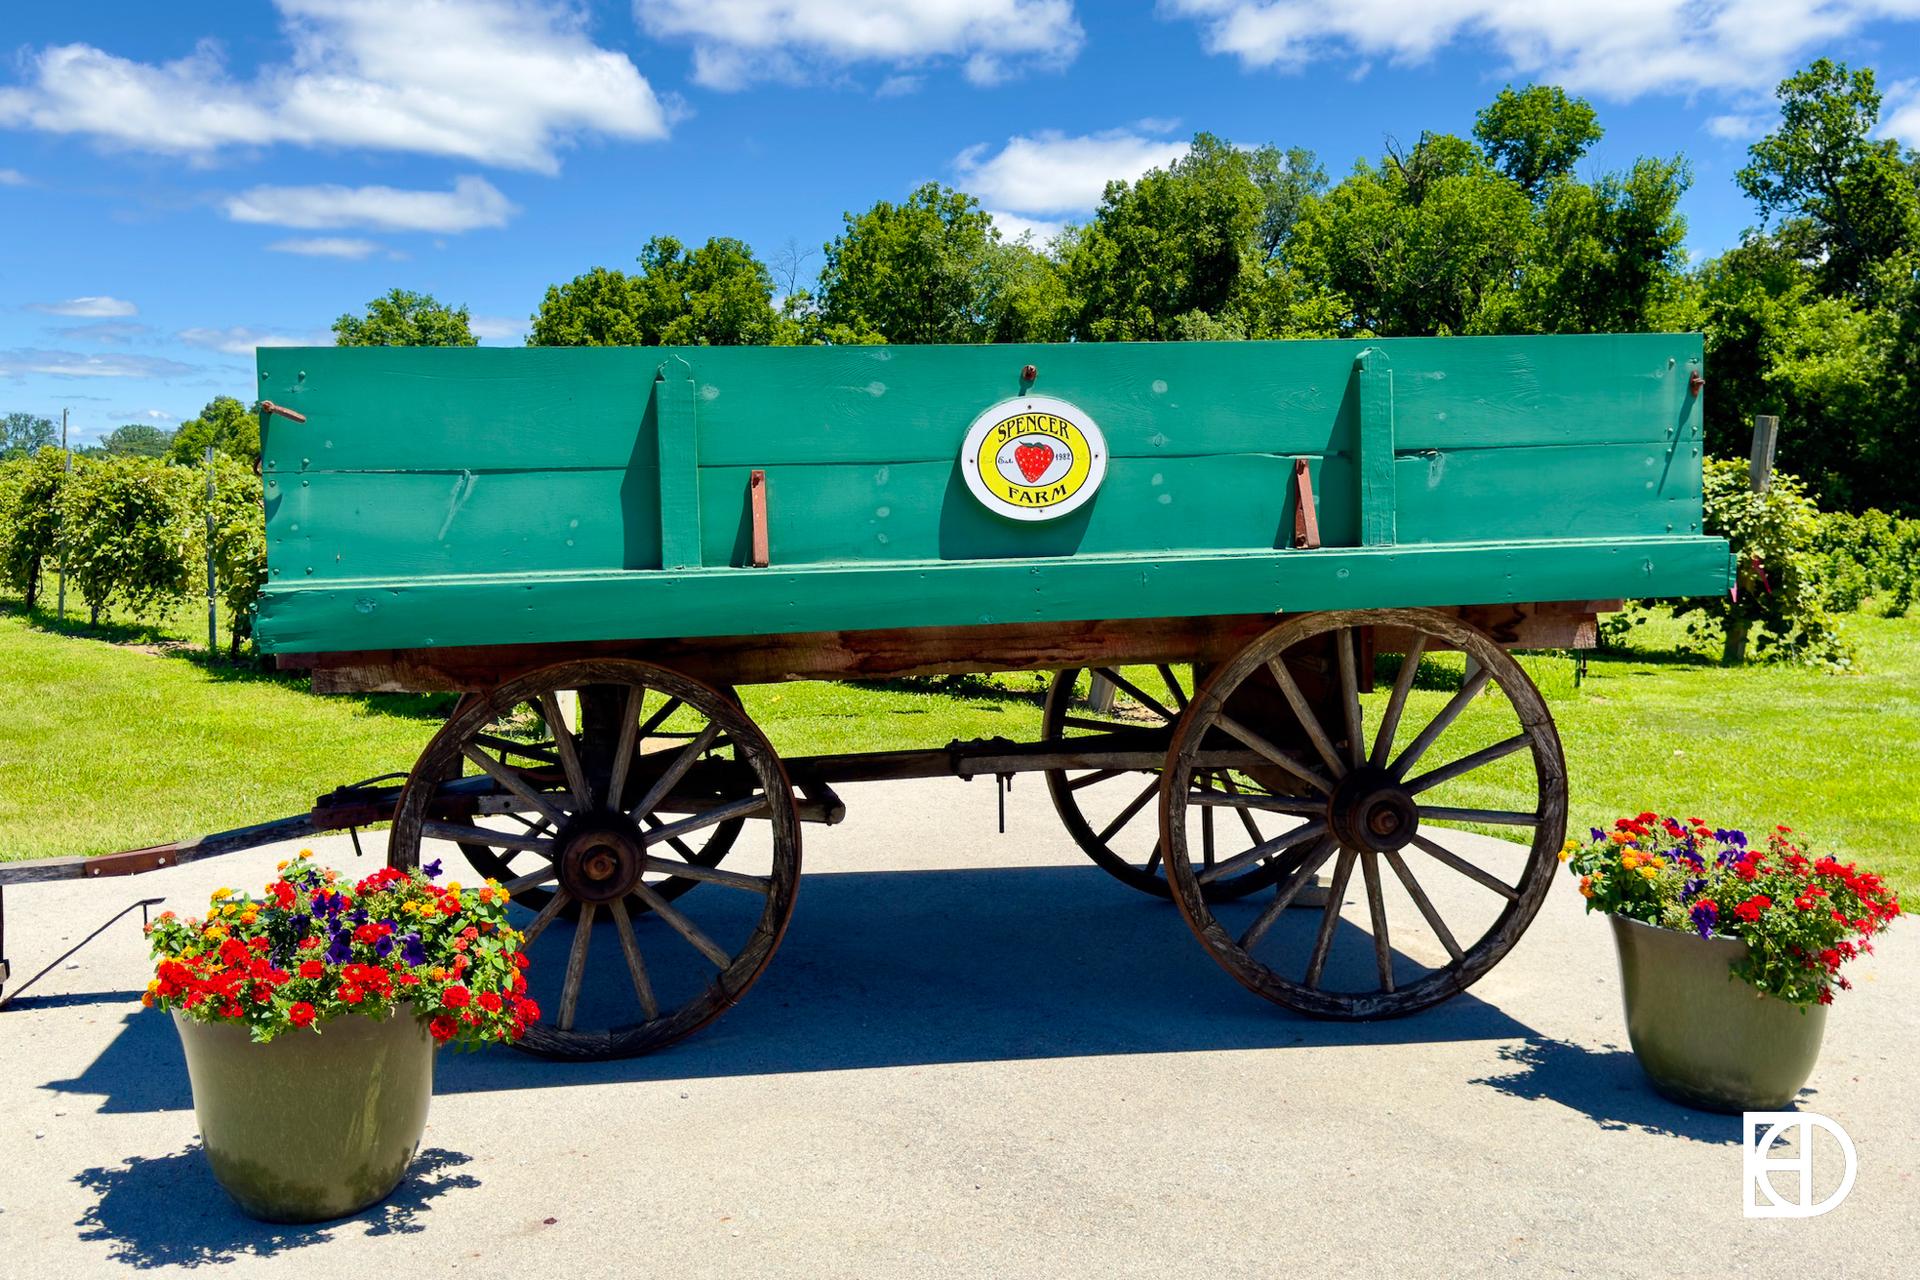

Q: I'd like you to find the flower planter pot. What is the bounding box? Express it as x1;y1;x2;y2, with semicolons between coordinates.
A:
1609;913;1826;1112
173;1009;434;1223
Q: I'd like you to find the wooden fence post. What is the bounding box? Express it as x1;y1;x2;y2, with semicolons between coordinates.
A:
1750;415;1778;494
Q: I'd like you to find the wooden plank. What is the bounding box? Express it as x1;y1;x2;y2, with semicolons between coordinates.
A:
259;536;1728;658
299;603;1602;692
1750;415;1779;493
1355;347;1396;547
655;358;701;569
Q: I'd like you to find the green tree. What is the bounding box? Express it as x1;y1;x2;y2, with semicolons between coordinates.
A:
0;447;68;607
2;411;57;460
55;455;199;625
1516;156;1692;333
1065;134;1270;341
529;238;783;347
1737;59;1920;302
333;288;478;347
1474;85;1604;197
168;396;261;466
1289;131;1534;336
195;454;268;656
102;422;174;458
815;184;1021;344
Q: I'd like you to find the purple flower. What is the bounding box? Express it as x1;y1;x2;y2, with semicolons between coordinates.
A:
374;933;394;959
423;859;443;879
1680;877;1706;903
326;928;354;964
1589;827;1605;842
400;933;428;967
1689;901;1718;939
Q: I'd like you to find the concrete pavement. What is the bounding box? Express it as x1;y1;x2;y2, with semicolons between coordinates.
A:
1;776;1914;1278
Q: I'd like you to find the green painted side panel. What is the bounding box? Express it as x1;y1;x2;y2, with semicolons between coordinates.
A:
254;537;1732;653
252;335;1725;655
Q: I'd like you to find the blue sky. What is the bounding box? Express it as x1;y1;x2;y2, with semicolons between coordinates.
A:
4;0;1919;445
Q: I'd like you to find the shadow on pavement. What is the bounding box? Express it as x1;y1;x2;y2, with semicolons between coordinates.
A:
72;1147;479;1266
1468;1037;1757;1145
52;864;1540;1110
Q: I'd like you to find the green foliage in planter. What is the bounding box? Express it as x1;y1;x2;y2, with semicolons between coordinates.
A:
54;454;199;624
1670;456;1849;666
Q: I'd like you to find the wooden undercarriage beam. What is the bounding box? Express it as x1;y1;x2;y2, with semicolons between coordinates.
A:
295;602;1616;694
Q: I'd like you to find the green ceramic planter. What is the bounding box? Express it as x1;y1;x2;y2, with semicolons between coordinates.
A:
1609;913;1826;1112
173;1009;434;1223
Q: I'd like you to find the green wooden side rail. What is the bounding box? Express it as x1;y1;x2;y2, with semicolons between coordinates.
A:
252;335;1727;655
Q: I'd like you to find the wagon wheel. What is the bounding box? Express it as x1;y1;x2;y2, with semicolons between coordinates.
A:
1161;608;1566;1019
388;659;800;1060
451;682;748;917
1041;666;1287;901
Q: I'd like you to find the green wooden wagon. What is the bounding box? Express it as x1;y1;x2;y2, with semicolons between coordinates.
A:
0;335;1731;1055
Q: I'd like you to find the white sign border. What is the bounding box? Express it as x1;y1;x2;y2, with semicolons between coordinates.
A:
959;394;1109;523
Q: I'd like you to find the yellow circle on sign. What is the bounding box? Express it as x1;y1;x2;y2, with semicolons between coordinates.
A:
959;396;1108;522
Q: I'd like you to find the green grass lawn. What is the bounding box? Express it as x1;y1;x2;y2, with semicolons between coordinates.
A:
2;591;1915;894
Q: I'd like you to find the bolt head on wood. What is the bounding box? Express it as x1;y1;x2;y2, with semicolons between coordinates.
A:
1020;364;1037;383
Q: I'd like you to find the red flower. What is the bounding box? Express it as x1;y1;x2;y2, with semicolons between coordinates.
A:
289;1002;316;1027
477;991;503;1013
218;938;249;966
271;881;297;910
1733;895;1772;923
299;936;323;951
442;984;471;1009
299;959;325;980
429;1015;457;1042
339;983;365;1005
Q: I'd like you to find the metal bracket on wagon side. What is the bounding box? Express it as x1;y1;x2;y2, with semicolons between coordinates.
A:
1292;457;1322;549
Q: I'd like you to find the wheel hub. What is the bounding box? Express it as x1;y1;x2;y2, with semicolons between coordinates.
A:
554;813;647;904
1328;766;1420;853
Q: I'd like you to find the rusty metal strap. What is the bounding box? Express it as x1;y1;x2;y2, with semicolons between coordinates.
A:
748;469;770;568
1292;458;1322;550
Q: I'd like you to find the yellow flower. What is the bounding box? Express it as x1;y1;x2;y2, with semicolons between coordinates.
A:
211;887;233;901
1638;865;1659;880
239;911;258;926
446;881;462;895
1620;852;1639;870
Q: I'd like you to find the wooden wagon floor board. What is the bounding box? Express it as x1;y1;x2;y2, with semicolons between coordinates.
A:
256;535;1728;656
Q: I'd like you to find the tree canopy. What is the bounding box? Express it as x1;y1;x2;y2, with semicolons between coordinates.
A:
529;237;782;347
2;412;57;460
102;423;174;458
333;288;478;347
168;396;260;466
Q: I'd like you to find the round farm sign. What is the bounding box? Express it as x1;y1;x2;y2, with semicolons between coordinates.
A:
959;395;1108;522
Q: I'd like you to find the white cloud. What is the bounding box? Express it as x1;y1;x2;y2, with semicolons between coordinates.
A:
1882;78;1920;147
145;409;176;421
469;315;528;342
987;210;1068;243
1160;1;1920;100
956;130;1189;215
267;236;383;259
27;295;138;318
225;176;514;233
0;0;668;173
0;168;27;185
635;0;1084;89
1705;112;1768;140
179;327;330;356
0;348;196;378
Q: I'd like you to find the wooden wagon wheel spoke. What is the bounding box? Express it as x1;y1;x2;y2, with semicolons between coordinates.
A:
1042;666;1288;902
1370;635;1427;768
537;692;595;812
462;745;570;828
1264;658;1347;780
604;684;646;812
1159;609;1565;1020
557;901;597;1032
390;658;800;1061
472;733;560;766
1388;666;1492;780
1217;773;1267;845
607;899;659;1021
1409;834;1522;901
627;722;722;822
1401;732;1532;796
1091;667;1179;723
1197;818;1327;886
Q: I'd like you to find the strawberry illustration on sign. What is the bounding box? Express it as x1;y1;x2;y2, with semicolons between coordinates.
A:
959;395;1108;523
1014;442;1054;483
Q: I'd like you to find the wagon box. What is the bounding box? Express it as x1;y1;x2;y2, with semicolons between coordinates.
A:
251;335;1728;661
